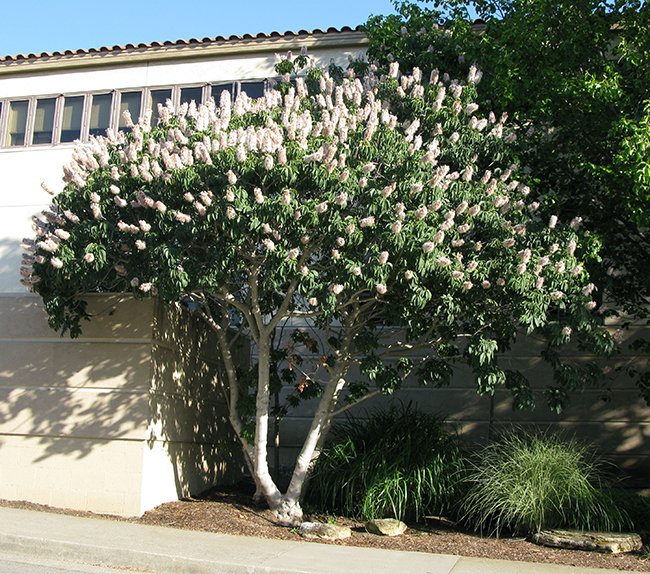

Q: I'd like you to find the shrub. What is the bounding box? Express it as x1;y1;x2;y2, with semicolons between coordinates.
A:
461;429;630;535
305;403;464;522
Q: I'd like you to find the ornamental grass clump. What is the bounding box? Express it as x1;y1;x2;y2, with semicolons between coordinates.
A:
306;403;464;522
461;429;630;536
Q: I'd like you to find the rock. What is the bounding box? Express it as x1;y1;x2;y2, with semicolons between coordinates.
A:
298;521;351;540
365;518;408;537
533;529;643;554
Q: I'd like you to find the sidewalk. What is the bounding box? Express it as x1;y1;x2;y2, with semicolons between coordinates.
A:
0;506;626;574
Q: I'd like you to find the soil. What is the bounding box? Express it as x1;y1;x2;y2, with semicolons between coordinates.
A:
2;482;649;572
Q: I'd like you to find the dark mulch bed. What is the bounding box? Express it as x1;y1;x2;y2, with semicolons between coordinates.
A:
2;482;649;572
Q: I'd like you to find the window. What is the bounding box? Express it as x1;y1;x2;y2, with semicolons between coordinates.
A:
32;98;57;145
61;96;84;143
211;83;233;104
240;81;266;100
88;93;113;138
0;77;281;149
148;89;171;126
180;86;203;106
6;100;29;146
118;92;141;133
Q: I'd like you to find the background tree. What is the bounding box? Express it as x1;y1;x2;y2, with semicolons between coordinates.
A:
21;52;613;524
364;0;650;400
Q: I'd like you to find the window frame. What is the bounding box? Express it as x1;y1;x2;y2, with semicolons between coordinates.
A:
0;78;271;150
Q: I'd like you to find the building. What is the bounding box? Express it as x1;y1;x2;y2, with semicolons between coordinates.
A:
0;27;368;516
0;25;648;517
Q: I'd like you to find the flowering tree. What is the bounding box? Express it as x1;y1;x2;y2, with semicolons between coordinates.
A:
364;0;650;400
20;52;613;524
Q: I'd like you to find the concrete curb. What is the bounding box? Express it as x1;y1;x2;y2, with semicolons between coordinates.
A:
0;506;628;574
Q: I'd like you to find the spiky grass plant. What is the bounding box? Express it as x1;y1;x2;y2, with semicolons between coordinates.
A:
305;403;464;521
461;429;630;535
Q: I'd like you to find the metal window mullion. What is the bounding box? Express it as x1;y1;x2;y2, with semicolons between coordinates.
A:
52;95;64;146
201;84;210;105
23;98;37;147
111;91;123;134
0;100;8;148
142;88;153;122
171;86;181;110
81;93;92;142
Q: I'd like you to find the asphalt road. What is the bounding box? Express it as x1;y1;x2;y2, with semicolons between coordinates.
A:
0;552;155;574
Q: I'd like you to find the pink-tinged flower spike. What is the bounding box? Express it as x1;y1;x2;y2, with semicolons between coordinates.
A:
423;242;435;253
264;155;274;170
452;270;464;279
463;281;473;290
549;243;559;254
54;229;70;241
50;257;63;269
571;265;583;276
360;216;375;227
301;266;309;276
481;280;491;289
570;216;583;229
582;283;595;295
433;230;445;244
263;239;275;251
379;251;389;264
130;278;140;288
415;206;428;220
411;182;423;194
457;224;470;234
308;297;318;306
496;277;506;286
550;290;564;300
227;170;237;185
347;223;356;235
335;192;348;205
549;215;558;228
517;263;527;275
376;283;387;295
336;237;345;247
315;202;328;214
392;221;402;234
437;257;451;266
84;253;95;263
556;261;566;273
135;240;146;250
567;238;577;255
332;249;341;260
254;188;265;204
329;284;344;295
405;270;414;280
383;182;397;197
562;326;572;336
155;201;167;212
503;238;516;248
466;261;478;272
339;169;350;183
281;190;291;205
353;267;362;276
287;248;300;259
585;301;597;310
536;276;545;289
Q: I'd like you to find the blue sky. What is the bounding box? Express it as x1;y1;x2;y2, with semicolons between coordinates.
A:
1;0;398;58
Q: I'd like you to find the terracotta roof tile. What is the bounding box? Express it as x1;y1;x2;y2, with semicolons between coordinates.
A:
0;26;363;63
